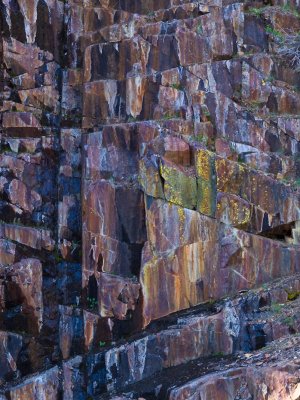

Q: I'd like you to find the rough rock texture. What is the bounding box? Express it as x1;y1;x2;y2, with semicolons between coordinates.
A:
1;0;300;398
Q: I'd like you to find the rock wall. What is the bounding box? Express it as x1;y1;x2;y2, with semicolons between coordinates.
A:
1;0;300;398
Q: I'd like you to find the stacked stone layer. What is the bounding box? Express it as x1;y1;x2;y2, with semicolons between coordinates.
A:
1;0;300;398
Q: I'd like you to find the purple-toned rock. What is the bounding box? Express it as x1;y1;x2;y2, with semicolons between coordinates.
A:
7;367;60;400
7;179;41;213
1;0;300;397
0;331;23;383
1;258;43;334
1;224;55;251
63;356;85;400
0;239;16;265
59;306;83;360
3;112;42;137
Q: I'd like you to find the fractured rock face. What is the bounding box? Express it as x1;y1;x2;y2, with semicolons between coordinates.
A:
0;331;23;383
140;198;300;326
1;258;43;335
1;0;300;398
7;367;60;400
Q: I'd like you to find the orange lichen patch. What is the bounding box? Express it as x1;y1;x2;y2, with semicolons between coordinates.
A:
195;150;216;217
159;159;197;209
216;193;252;228
215;157;247;196
197;179;216;217
139;158;164;199
177;206;186;242
195;149;214;181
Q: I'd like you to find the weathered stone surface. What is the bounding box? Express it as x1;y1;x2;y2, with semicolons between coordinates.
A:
1;0;300;397
56;262;81;306
59;306;84;360
0;240;16;265
83;125;139;182
3;112;42;137
103;309;234;390
0;331;23;383
0;224;55;251
1;258;43;335
7;367;60;400
140;198;300;325
148;152;299;232
84;37;150;81
63;356;85;400
82;179;146;286
83;274;300;394
82;80;123;126
99;273;140;319
83;310;111;350
160;158;197;209
7;179;42;213
168;355;300;400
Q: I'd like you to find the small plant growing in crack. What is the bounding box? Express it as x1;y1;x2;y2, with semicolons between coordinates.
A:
87;297;98;311
213;351;224;357
282;316;294;328
128;116;138;123
270;303;283;314
265;25;284;41
281;4;300;18
248;7;265;18
266;74;275;84
171;83;183;90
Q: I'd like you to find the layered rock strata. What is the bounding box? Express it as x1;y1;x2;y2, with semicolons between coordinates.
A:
1;0;300;398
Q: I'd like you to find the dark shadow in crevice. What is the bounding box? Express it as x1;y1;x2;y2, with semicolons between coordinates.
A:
259;221;295;241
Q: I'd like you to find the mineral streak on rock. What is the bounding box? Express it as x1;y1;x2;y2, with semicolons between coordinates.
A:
1;0;300;398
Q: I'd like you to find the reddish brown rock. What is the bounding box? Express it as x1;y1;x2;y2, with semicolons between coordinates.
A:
0;239;16;265
176;30;209;67
3;39;44;76
7;179;41;213
82;268;140;320
59;306;83;360
1;224;55;251
84;37;150;82
2;258;43;334
163;136;190;166
82;80;121;126
83;310;113;350
169;361;300;400
63;356;85;400
7;367;60;400
1;0;300;397
18;86;60;114
126;76;147;118
83;125;139;182
2;112;42;137
140;199;300;326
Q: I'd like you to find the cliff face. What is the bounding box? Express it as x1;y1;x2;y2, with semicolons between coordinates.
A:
1;0;300;398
